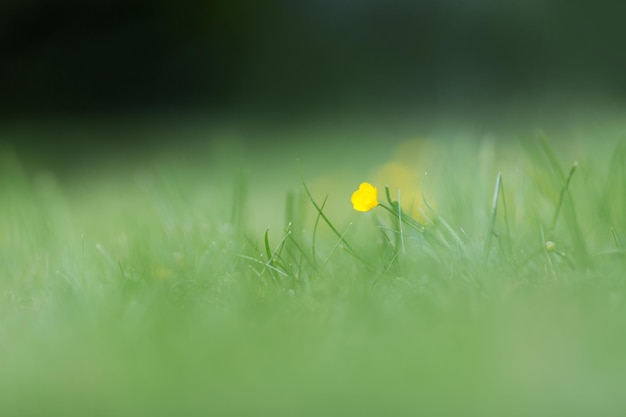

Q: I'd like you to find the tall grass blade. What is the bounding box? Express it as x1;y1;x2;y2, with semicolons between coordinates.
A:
611;227;623;250
311;195;328;267
484;172;502;265
536;139;587;264
550;161;578;231
264;229;273;261
397;189;406;255
297;163;371;267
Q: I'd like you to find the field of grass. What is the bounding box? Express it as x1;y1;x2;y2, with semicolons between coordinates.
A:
1;118;626;416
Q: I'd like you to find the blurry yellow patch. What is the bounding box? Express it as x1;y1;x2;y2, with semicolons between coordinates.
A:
391;138;437;165
374;161;430;221
153;266;172;280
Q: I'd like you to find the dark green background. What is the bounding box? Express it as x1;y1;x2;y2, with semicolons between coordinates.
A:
1;0;625;157
4;1;626;113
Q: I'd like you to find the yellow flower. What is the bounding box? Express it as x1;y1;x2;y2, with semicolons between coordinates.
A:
351;182;379;212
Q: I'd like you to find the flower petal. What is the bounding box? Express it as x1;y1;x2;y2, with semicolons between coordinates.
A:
351;182;379;212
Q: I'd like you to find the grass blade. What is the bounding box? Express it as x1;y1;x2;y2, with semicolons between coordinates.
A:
311;195;328;267
550;161;578;231
297;162;372;267
484;172;502;265
397;189;406;255
264;229;273;261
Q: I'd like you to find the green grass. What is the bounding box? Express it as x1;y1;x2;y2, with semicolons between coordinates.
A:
2;121;626;416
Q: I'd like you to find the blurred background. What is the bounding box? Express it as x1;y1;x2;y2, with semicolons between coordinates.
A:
2;0;626;167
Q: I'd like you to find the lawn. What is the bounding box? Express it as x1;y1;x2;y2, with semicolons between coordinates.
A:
1;116;626;416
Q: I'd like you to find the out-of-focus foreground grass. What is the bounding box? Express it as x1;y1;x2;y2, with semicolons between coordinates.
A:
1;118;626;416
